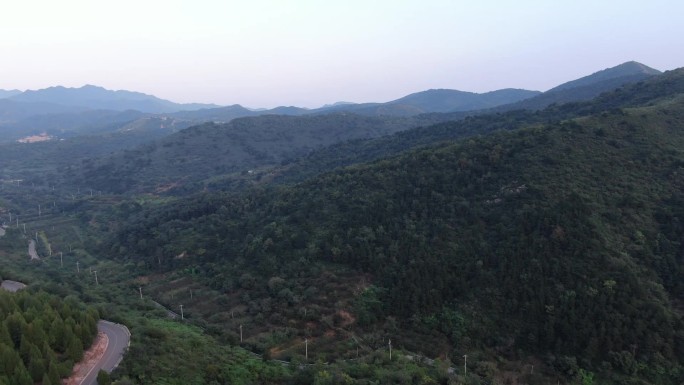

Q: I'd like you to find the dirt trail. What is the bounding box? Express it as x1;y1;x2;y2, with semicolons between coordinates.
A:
28;239;39;260
63;332;109;385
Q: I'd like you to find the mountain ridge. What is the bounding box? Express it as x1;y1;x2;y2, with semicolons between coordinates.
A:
0;60;659;131
492;61;662;112
0;89;22;98
547;61;661;93
9;84;220;113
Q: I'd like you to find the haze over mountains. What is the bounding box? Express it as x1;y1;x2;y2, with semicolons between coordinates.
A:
0;60;667;194
0;60;667;199
5;84;220;113
0;61;661;141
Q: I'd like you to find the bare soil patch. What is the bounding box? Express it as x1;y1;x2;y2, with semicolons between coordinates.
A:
62;332;109;385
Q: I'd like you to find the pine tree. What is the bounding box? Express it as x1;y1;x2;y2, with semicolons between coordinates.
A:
49;317;66;353
66;333;84;362
47;361;61;385
97;370;112;385
11;362;32;385
28;356;45;382
5;312;26;349
42;372;53;385
0;345;20;377
0;323;12;346
18;335;32;366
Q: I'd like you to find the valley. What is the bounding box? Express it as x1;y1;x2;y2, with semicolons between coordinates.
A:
1;62;683;385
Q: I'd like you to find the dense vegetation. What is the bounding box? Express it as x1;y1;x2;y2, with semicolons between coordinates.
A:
1;64;683;385
0;289;99;385
104;88;684;383
270;67;684;188
73;112;459;194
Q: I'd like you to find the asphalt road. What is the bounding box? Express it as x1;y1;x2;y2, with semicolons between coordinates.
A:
0;280;27;292
80;321;131;385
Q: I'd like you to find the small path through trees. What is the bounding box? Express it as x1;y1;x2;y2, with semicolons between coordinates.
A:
28;239;39;260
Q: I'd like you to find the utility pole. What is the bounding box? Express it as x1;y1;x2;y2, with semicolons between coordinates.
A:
388;339;392;360
76;261;80;273
463;354;467;377
240;324;243;342
60;252;63;268
93;270;98;285
38;204;41;217
139;287;143;299
22;223;25;233
305;338;308;361
180;305;184;320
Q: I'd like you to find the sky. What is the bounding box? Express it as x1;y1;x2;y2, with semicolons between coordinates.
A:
1;0;683;108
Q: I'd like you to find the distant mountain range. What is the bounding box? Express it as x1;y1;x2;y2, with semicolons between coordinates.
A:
0;61;663;143
63;62;670;195
311;88;542;116
4;85;220;114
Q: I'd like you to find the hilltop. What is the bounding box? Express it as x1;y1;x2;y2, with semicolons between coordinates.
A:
495;61;662;111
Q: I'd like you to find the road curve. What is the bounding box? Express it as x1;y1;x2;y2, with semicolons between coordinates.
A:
0;280;130;383
80;321;130;385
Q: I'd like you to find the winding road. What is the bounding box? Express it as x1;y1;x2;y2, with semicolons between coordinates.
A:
0;281;130;384
79;321;131;385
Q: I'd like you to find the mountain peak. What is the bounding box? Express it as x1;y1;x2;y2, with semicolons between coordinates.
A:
549;61;661;93
615;61;662;75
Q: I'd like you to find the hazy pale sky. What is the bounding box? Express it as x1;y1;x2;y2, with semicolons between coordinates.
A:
1;0;683;108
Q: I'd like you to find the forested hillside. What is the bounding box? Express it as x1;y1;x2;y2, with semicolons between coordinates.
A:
0;290;99;385
101;75;684;383
74;112;462;194
263;67;684;188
